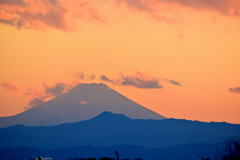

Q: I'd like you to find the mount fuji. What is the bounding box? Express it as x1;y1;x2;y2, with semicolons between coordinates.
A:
0;83;166;128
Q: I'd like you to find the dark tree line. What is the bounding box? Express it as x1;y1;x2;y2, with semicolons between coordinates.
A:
67;157;142;160
32;137;240;160
64;150;142;160
204;137;240;160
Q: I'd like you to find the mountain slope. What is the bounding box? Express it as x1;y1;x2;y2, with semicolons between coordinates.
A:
0;83;165;128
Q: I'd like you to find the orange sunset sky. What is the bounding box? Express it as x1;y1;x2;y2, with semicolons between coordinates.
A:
0;0;240;124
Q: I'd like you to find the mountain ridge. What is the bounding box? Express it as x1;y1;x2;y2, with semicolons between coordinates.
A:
0;112;239;149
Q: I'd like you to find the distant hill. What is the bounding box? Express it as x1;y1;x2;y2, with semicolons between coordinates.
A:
0;83;165;128
0;112;239;149
0;143;225;160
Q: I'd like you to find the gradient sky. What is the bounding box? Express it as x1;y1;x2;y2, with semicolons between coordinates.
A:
0;0;240;124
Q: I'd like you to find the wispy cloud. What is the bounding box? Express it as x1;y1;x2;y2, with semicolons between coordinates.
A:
100;74;111;82
44;82;69;97
0;70;183;110
117;0;240;15
0;80;74;110
25;80;76;108
100;74;118;84
0;81;23;95
26;97;46;109
71;71;85;80
229;87;240;94
100;71;163;89
89;74;95;81
166;79;182;86
121;75;163;89
117;0;240;21
0;0;106;31
1;70;90;109
24;81;73;109
24;81;74;109
22;86;51;109
1;0;239;31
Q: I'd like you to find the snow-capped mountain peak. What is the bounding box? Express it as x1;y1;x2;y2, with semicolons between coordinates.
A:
0;83;166;128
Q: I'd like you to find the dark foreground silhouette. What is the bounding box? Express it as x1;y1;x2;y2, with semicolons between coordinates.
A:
0;143;224;160
203;137;240;160
27;137;240;160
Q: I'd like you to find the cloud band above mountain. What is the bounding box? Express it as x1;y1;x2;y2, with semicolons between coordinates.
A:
0;70;184;111
100;72;164;89
121;75;163;89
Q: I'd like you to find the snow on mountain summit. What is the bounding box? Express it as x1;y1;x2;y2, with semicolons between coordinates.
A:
0;83;166;128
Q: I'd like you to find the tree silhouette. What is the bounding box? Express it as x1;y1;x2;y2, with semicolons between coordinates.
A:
215;137;240;160
68;158;86;160
99;158;115;160
86;158;96;160
115;150;119;160
203;137;240;160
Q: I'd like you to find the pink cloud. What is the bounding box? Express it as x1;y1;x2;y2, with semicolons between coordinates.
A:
1;0;239;31
0;81;72;109
25;81;78;108
0;81;23;95
0;81;49;109
0;0;106;31
1;70;182;110
117;0;240;21
22;86;49;109
23;81;75;109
